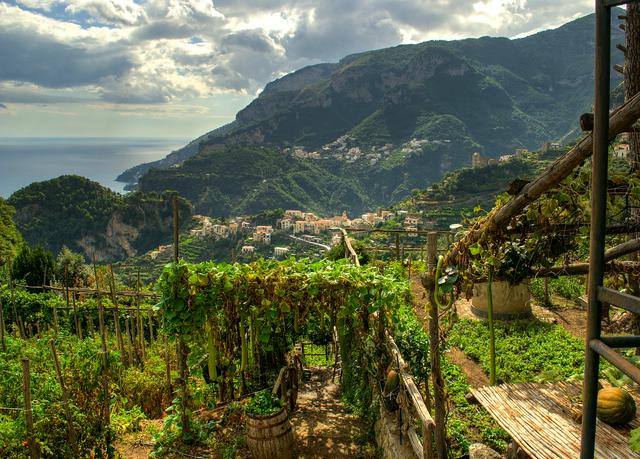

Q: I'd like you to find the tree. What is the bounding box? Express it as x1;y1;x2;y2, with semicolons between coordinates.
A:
56;246;88;287
12;244;55;288
0;198;22;267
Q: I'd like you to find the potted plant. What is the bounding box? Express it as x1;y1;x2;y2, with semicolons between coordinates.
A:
245;390;294;459
468;240;533;320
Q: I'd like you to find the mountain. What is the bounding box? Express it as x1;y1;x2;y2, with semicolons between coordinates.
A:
126;12;623;216
8;176;192;261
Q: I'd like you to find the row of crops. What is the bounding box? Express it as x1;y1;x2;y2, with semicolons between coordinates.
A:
0;258;421;457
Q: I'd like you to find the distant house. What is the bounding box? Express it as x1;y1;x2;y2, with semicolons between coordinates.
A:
405;216;421;226
241;245;255;254
472;152;490;168
361;213;383;225
285;210;305;219
253;226;272;244
277;218;294;230
274;246;290;257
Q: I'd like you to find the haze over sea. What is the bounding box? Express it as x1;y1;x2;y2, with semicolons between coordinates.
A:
0;137;187;198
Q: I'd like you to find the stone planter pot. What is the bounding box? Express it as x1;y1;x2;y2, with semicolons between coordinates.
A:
471;281;531;320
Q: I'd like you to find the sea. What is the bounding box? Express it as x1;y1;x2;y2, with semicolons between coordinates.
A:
0;137;188;198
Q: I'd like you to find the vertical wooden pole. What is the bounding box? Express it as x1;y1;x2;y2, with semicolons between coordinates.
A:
9;268;25;339
487;270;496;386
108;266;125;364
426;232;447;459
172;194;190;435
544;277;550;306
395;233;400;260
86;308;95;337
71;292;82;339
22;357;40;459
124;314;134;366
136;271;146;364
49;339;79;456
148;310;154;343
93;256;112;457
64;265;71;330
173;195;180;262
164;334;172;396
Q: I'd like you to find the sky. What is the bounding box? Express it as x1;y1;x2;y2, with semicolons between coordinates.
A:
0;0;595;139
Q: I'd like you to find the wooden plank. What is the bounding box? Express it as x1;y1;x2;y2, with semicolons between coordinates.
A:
407;426;424;458
385;331;435;429
472;382;640;459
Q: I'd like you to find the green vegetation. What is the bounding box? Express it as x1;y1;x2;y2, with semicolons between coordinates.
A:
245;391;284;417
0;198;22;267
9;176;192;261
0;331;172;458
449;320;585;383
140;146;371;216
12;245;55;288
530;276;586;305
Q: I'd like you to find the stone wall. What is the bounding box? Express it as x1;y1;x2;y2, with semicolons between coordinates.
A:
375;405;417;459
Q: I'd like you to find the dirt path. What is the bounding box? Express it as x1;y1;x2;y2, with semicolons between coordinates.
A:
410;275;489;388
290;367;369;458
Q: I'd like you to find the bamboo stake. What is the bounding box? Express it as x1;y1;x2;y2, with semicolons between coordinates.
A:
71;292;82;339
9;268;25;339
22;357;40;459
108;265;125;364
92;256;112;458
487;270;496;386
148;310;154;342
49;339;79;456
136;270;145;365
164;334;172;396
425;232;447;459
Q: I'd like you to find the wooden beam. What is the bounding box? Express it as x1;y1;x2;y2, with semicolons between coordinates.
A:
443;90;640;268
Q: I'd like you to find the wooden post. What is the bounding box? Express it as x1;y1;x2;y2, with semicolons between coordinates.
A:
425;232;447;459
124;314;134;366
395;233;400;260
544;277;550;306
52;302;59;336
173;195;179;262
22;357;40;459
108;266;125;364
487;270;496;386
164;334;172;396
136;271;145;364
64;264;71;321
172;194;190;435
9;269;25;339
71;292;82;339
148;310;154;343
87;309;95;337
93;257;112;457
49;339;79;456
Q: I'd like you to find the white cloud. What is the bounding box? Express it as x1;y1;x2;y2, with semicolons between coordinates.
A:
0;0;598;112
65;0;148;25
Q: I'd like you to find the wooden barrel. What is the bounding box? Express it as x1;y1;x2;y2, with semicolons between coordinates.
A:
246;407;295;459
